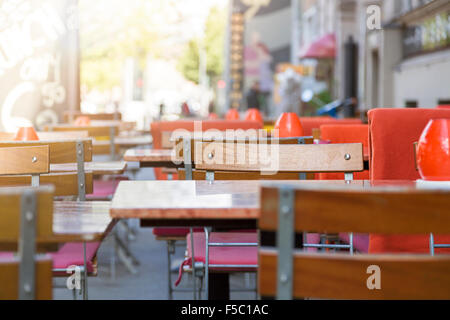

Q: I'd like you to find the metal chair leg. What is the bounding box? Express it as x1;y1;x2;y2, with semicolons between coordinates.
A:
83;242;88;300
167;240;175;300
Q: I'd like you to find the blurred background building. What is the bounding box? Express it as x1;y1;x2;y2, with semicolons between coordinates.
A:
0;0;448;131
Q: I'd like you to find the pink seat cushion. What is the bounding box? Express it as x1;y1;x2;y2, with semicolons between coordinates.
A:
0;252;14;259
87;176;129;199
187;232;258;270
339;233;369;253
175;232;258;286
51;242;100;273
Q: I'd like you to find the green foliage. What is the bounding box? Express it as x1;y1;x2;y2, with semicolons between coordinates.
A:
178;7;225;84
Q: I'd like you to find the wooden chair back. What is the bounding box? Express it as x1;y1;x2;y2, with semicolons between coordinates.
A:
258;186;450;299
191;141;363;174
0;140;93;197
44;124;119;158
0;185;54;299
64;111;121;123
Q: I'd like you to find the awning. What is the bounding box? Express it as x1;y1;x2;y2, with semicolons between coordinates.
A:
300;33;336;59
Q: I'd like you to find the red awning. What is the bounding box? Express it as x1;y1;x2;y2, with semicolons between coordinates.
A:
300;33;336;59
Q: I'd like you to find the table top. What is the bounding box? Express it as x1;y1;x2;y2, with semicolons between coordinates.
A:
123;148;176;166
50;161;127;175
52;201;116;242
110;180;448;227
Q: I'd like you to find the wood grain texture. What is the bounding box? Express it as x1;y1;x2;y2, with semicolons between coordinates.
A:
0;140;93;163
182;169;314;181
259;186;450;234
0;146;49;175
194;142;364;173
0;172;93;196
44;125;118;138
0;257;53;300
0;186;54;243
259;251;450;299
123;149;176;164
110;180;260;220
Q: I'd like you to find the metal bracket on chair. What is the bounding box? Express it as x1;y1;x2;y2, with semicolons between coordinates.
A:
297;137;309;180
183;138;192;180
18;190;37;300
110;126;116;161
205;171;214;182
344;172;354;182
276;187;295;300
76;141;86;201
31;174;39;187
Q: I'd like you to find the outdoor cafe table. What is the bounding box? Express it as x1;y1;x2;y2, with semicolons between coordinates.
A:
123;148;177;168
0;201;116;251
110;179;442;299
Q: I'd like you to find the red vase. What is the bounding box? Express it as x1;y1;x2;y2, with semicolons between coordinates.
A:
274;113;304;138
244;108;263;124
74;116;91;126
417;119;450;181
225;109;240;120
14;127;39;141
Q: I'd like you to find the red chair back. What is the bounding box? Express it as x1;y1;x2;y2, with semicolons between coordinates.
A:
150;120;263;180
299;117;362;136
318;124;369;180
368;108;450;254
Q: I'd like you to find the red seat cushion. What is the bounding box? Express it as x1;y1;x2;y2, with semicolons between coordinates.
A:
368;108;450;254
51;242;100;273
187;232;258;270
318;124;369;180
339;233;369;253
299;117;362;136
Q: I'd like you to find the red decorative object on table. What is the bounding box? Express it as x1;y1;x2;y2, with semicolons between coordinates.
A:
244;108;263;124
417;118;450;181
14;126;39;141
274;113;304;138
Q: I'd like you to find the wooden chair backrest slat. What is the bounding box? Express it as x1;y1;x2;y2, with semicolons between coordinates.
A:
0;146;49;175
259;187;450;234
0;140;93;164
0;186;53;242
193;142;364;173
44;125;118;138
179;169;314;181
0;172;93;197
259;186;450;300
0;257;53;300
258;251;450;300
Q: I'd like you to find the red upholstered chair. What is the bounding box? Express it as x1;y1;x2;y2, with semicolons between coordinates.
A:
299;117;362;136
368;108;450;254
318;124;369;181
315;124;370;253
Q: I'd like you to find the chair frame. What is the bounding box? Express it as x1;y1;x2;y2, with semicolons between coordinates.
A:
183;136;364;299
